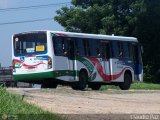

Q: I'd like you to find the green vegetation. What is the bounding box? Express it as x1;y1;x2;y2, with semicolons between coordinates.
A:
130;82;160;90
100;82;160;90
0;86;62;120
54;0;160;82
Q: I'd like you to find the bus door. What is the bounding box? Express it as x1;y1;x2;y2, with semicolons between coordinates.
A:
100;41;111;81
131;43;142;81
52;36;75;80
65;38;76;80
52;36;69;72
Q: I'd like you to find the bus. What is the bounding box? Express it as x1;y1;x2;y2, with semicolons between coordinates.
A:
12;31;143;90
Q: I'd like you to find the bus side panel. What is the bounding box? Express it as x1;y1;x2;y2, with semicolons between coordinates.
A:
109;58;134;82
53;56;75;81
75;57;104;82
74;56;134;83
110;59;123;82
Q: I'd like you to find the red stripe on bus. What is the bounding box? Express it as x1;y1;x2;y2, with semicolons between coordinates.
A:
87;57;130;81
14;59;46;67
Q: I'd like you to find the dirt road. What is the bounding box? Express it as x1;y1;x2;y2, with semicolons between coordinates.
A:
7;87;160;119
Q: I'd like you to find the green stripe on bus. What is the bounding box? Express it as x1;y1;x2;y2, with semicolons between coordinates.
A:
13;70;79;81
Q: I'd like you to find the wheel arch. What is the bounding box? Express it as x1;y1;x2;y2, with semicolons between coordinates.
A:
79;68;88;77
124;70;133;82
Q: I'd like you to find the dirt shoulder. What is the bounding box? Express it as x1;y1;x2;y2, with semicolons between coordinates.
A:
7;87;160;119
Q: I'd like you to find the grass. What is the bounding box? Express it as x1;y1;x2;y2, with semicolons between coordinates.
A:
100;82;160;90
0;86;63;120
130;82;160;90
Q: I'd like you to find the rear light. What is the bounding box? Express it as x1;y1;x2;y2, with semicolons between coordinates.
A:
12;60;16;72
48;56;52;69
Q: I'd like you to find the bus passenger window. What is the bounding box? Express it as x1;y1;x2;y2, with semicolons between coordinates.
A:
100;42;110;60
118;42;123;57
53;36;64;56
75;38;85;56
14;32;47;55
123;42;131;58
83;39;89;56
112;41;123;58
89;39;100;57
96;48;100;56
64;38;75;57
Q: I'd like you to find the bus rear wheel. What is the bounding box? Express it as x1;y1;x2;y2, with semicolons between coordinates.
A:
119;73;132;90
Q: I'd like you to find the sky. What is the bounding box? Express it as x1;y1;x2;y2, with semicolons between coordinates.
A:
0;0;71;67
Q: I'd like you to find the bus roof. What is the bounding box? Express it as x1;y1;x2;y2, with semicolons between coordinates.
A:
14;30;138;42
49;31;138;42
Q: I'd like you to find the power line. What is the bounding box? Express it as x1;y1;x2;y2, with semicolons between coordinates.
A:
0;18;53;26
0;2;70;12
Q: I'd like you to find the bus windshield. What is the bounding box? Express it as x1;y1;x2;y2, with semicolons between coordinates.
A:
13;32;47;55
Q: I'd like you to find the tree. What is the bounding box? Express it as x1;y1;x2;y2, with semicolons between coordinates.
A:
55;0;143;35
135;0;160;82
54;0;160;82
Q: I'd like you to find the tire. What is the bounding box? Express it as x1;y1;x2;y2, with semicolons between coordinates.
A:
79;71;88;90
119;73;132;90
89;83;101;90
72;71;88;90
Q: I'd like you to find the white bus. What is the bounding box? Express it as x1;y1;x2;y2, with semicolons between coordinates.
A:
12;31;143;90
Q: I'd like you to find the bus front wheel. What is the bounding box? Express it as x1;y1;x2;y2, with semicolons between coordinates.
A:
119;73;132;90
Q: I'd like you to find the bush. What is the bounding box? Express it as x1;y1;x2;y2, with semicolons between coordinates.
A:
143;64;160;83
143;65;154;82
154;69;160;83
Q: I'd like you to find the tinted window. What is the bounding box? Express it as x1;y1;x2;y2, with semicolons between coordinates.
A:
132;43;140;62
65;37;75;57
89;39;100;57
112;41;123;58
81;39;100;57
123;42;132;58
52;36;66;56
83;39;89;56
13;32;47;55
101;41;111;59
53;36;76;56
75;38;85;56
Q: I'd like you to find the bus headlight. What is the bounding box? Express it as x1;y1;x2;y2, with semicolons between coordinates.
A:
48;56;52;69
